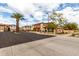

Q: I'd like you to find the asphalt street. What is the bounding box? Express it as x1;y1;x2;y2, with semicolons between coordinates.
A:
0;32;53;48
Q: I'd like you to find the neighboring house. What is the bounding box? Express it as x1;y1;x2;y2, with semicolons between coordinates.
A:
33;23;48;32
22;25;33;32
22;23;48;32
9;25;16;32
56;26;75;34
22;23;75;34
33;23;75;34
0;24;16;32
0;24;5;32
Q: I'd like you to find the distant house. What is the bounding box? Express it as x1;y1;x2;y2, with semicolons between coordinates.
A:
22;23;48;32
9;25;16;32
0;24;16;32
0;24;5;32
22;25;33;32
21;22;76;34
56;26;75;34
33;23;48;32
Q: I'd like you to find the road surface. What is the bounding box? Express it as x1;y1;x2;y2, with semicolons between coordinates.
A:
0;32;79;56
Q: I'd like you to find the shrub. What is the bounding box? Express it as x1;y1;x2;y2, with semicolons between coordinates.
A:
63;23;78;30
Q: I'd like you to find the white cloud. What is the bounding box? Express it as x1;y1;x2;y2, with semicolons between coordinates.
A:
46;3;60;10
0;0;60;14
34;11;43;20
1;0;79;3
0;1;37;14
0;6;13;13
0;15;16;24
56;7;79;24
0;1;79;25
0;0;60;25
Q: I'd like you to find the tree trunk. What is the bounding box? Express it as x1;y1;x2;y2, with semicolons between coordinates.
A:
54;29;56;35
16;19;19;32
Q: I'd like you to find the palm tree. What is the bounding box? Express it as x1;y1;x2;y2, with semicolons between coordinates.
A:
11;13;24;32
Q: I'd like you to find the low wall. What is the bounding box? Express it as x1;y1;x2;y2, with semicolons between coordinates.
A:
64;30;74;34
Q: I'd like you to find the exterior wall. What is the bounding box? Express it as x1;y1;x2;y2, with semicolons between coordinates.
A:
0;24;16;32
33;24;41;32
22;26;33;32
21;23;76;34
9;25;16;32
0;25;5;32
33;23;48;32
64;30;74;34
56;28;64;33
56;27;74;34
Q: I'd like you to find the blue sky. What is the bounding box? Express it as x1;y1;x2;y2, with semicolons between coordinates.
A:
0;2;79;26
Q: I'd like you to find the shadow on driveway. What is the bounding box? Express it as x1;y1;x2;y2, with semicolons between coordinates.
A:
0;32;54;48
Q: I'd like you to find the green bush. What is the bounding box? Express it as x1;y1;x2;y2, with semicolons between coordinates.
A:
63;23;78;30
47;22;57;29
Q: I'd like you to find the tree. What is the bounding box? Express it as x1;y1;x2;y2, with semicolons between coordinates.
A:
49;10;66;34
50;10;58;23
63;23;78;30
50;11;66;26
47;22;57;29
11;13;24;32
47;22;57;32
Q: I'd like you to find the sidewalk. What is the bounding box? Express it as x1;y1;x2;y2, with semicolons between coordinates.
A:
29;31;56;36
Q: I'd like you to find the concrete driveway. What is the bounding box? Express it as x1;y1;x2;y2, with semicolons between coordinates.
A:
0;32;79;56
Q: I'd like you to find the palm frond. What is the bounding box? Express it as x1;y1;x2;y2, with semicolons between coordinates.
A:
11;13;24;20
